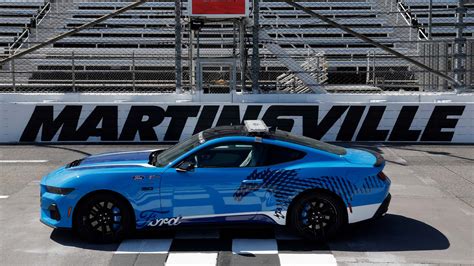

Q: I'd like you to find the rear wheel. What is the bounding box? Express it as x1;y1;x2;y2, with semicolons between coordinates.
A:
289;192;345;241
75;193;132;243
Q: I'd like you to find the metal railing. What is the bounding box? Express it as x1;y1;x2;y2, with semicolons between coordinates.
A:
34;1;51;27
8;28;30;55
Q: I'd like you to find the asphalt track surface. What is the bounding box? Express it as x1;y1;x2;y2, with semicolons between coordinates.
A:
0;144;473;265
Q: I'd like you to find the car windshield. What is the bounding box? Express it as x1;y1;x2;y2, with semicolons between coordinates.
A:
154;134;202;167
272;130;347;155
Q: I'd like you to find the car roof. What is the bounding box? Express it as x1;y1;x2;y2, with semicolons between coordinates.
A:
202;125;248;139
202;125;347;155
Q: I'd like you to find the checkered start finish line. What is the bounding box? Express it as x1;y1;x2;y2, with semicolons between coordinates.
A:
110;227;337;266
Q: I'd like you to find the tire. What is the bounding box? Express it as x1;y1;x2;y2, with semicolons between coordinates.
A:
74;193;132;243
289;191;345;241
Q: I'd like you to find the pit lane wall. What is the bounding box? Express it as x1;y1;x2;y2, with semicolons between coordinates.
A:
0;93;473;143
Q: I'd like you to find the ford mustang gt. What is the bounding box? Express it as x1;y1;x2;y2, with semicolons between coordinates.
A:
40;120;391;242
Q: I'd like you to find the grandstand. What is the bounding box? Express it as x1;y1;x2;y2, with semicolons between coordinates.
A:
0;0;472;93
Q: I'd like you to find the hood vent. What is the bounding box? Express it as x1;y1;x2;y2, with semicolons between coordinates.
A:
66;159;83;168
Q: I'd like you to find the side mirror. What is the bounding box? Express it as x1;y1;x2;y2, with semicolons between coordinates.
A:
176;161;195;172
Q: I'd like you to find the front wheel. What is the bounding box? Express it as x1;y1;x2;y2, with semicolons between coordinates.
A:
289;192;345;241
75;193;132;243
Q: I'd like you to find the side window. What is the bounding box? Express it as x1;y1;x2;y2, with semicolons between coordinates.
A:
191;143;260;168
261;144;306;166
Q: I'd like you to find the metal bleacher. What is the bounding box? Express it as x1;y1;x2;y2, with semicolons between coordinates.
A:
16;0;420;92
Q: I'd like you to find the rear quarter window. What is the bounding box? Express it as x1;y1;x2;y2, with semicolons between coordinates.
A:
272;130;347;155
260;144;306;166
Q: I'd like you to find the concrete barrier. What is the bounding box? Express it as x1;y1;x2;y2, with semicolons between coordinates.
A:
0;93;472;143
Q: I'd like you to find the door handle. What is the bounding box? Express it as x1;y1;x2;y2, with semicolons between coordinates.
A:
242;179;263;184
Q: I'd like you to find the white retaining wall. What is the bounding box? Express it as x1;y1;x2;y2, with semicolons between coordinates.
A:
0;93;473;143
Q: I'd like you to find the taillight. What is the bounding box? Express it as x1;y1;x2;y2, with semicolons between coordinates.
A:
377;171;388;181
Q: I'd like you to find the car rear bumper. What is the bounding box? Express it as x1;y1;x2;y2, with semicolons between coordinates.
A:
373;193;391;218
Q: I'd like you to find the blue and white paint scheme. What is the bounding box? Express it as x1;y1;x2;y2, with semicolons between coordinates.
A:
40;122;391;232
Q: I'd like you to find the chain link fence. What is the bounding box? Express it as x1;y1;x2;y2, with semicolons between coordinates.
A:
0;0;472;93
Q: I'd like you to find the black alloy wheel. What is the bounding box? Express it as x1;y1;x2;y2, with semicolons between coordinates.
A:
75;193;131;243
290;192;345;241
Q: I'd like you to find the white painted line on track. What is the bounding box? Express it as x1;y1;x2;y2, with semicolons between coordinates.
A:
115;239;172;254
165;252;218;266
460;208;474;216
0;195;9;199
408;168;438;185
0;160;48;163
279;253;337;266
232;239;278;255
381;146;407;165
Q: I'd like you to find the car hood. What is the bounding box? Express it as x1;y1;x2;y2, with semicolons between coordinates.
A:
67;149;166;170
344;148;385;167
41;149;168;186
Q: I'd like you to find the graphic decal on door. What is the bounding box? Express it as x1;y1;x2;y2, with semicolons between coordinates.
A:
138;210;182;228
234;168;387;214
136;170;388;228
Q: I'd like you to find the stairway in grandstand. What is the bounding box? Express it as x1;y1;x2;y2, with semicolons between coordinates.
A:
259;30;328;93
258;0;420;90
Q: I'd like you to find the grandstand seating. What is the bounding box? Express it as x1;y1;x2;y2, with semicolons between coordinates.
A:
0;0;49;57
19;0;418;92
2;0;470;92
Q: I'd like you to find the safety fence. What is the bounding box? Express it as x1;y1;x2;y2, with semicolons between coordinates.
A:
0;0;472;94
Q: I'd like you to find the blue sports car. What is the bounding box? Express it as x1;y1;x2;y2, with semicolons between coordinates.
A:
40;120;391;242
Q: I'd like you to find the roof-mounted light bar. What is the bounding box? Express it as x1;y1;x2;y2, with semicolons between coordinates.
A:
244;120;269;133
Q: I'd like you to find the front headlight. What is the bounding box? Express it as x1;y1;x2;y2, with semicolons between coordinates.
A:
45;186;75;195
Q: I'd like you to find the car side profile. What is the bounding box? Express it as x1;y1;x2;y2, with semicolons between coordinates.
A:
40;120;391;243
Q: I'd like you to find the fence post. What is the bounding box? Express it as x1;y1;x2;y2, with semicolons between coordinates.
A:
428;0;433;40
175;0;182;93
366;52;370;84
373;51;377;85
72;51;76;92
454;0;466;90
251;0;260;93
239;19;246;91
11;58;16;92
132;51;136;92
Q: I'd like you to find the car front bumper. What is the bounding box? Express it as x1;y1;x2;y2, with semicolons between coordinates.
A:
40;187;76;229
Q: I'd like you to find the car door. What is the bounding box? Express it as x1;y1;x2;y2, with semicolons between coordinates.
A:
253;142;308;217
159;140;265;224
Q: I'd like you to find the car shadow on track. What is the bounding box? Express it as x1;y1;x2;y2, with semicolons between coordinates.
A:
329;214;450;252
49;229;119;251
49;214;449;252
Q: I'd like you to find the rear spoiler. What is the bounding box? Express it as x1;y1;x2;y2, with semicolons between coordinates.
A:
357;148;385;167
